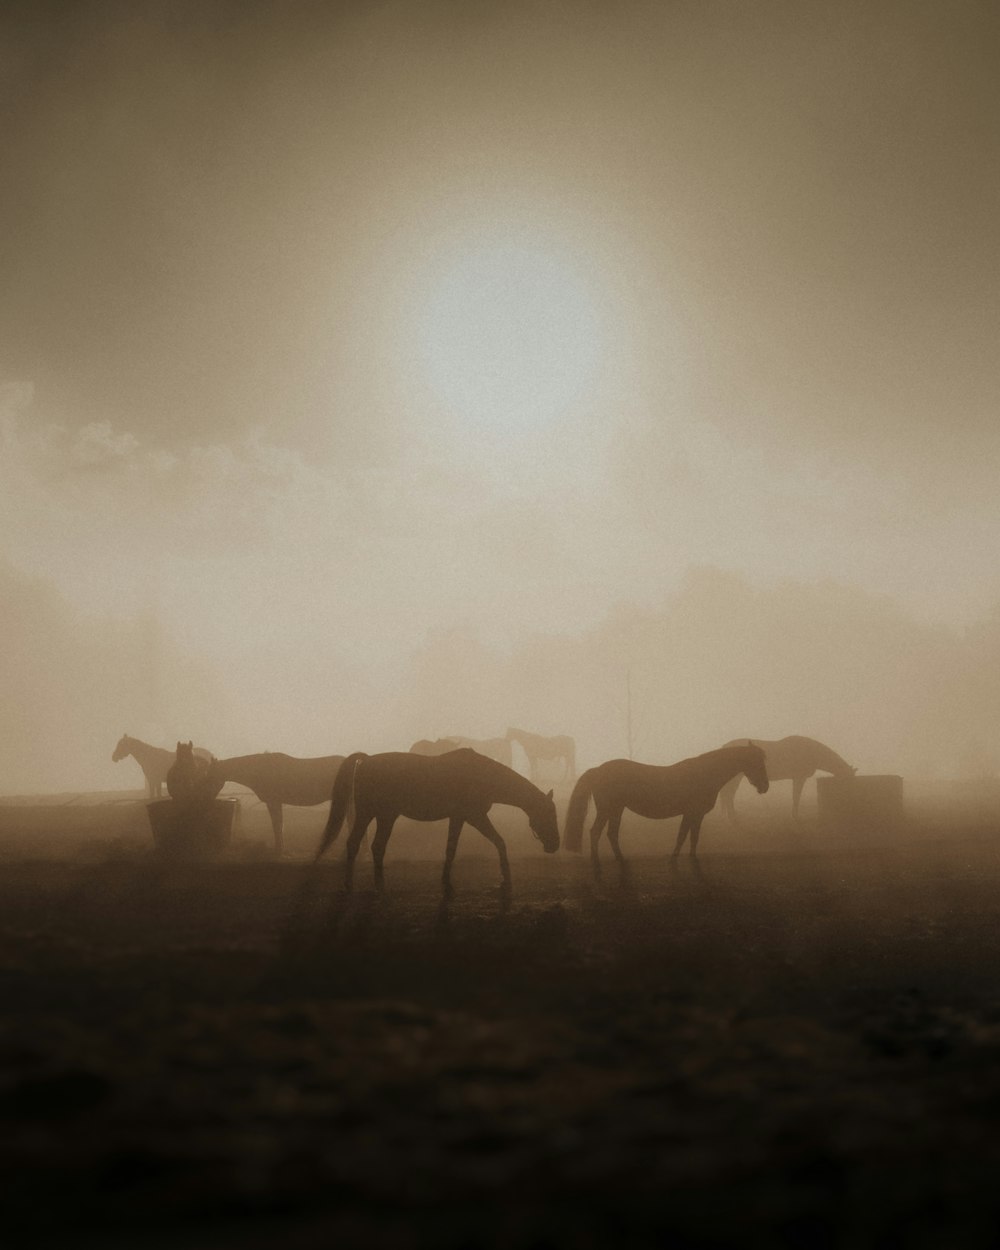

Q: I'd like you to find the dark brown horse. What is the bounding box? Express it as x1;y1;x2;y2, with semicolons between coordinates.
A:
505;727;575;782
166;741;218;802
112;734;212;799
207;753;345;855
717;736;855;822
564;743;769;875
315;748;559;896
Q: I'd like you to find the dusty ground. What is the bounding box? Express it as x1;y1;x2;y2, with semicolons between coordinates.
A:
3;797;1000;1247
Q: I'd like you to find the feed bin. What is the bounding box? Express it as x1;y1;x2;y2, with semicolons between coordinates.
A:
146;798;240;858
816;774;904;833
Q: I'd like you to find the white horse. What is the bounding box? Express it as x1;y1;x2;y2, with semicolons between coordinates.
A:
112;734;213;799
505;727;575;782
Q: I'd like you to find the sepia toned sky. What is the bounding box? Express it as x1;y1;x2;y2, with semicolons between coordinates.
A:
2;0;999;786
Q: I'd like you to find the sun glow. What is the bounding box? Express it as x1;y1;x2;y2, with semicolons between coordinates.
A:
416;242;604;433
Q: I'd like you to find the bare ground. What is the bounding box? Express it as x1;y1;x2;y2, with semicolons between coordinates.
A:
3;803;1000;1247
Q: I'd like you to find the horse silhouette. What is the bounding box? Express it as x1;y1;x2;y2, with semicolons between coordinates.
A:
717;735;855;822
505;727;576;782
409;738;460;756
315;748;559;896
410;736;513;767
207;752;345;855
564;743;769;875
112;734;213;799
166;741;219;802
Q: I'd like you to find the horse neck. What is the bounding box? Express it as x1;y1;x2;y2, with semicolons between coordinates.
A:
213;755;261;785
492;763;546;816
811;742;852;775
129;738;162;766
709;747;757;788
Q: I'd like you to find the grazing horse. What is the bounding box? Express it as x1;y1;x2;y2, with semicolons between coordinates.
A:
505;727;576;782
166;741;219;802
410;736;513;767
315;748;559;896
112;734;212;799
718;735;856;822
564;743;769;874
207;752;345;855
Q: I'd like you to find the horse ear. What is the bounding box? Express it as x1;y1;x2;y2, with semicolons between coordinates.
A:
546;789;554;801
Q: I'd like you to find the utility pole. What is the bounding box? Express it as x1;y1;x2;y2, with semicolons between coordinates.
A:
626;667;633;761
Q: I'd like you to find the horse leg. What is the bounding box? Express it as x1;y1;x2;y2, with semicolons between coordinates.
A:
689;813;706;858
671;816;690;863
470;814;511;894
371;817;396;892
589;810;609;878
343;816;371;892
606;809;629;880
441;816;463;897
791;776;806;820
267;802;284;856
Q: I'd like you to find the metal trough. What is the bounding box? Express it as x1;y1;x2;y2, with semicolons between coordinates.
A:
146;798;240;858
816;774;904;832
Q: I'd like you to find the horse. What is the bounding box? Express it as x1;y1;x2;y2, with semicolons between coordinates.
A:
166;741;219;802
717;735;855;822
112;734;213;799
563;742;769;875
505;727;576;782
409;737;461;755
410;736;513;767
314;748;559;896
207;752;345;855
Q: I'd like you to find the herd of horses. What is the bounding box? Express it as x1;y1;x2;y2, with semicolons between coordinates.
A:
113;731;857;893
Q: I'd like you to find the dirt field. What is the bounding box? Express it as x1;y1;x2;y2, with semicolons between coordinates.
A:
4;796;1000;1248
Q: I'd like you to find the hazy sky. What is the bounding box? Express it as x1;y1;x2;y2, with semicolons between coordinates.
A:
2;0;999;781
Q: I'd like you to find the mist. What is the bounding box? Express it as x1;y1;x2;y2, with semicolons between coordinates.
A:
6;6;1000;1247
1;0;998;785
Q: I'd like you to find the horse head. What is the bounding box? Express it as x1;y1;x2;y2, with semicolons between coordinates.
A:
528;788;560;854
168;741;219;802
112;734;130;763
743;741;770;795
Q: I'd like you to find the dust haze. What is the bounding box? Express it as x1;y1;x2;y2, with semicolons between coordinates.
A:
2;1;999;794
5;6;1000;1247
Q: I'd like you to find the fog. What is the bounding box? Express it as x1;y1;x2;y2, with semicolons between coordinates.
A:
2;0;998;794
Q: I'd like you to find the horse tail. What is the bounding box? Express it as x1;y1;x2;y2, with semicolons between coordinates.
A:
315;752;367;861
563;767;597;853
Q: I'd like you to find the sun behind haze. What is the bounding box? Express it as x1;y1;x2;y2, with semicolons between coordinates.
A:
1;0;999;791
415;237;605;435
